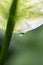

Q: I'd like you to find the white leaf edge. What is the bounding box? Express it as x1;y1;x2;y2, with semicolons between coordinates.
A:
14;18;43;33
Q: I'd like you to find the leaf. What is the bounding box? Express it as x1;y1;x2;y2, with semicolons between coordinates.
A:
0;0;43;33
4;25;43;65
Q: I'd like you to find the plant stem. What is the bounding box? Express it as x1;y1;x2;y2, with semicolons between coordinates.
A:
0;0;18;65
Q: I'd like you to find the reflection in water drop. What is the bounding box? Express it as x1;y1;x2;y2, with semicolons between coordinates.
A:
19;33;24;36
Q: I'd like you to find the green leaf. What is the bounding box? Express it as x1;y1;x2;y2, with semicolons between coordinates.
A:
4;25;43;65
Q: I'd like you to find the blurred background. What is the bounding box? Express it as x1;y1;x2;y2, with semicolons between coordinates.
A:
0;25;43;65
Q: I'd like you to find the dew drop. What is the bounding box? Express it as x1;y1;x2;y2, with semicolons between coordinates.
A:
19;33;24;36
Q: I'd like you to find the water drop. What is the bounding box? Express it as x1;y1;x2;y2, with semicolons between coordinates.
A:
19;33;24;36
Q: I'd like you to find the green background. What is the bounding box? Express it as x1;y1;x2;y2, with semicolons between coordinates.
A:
0;25;43;65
